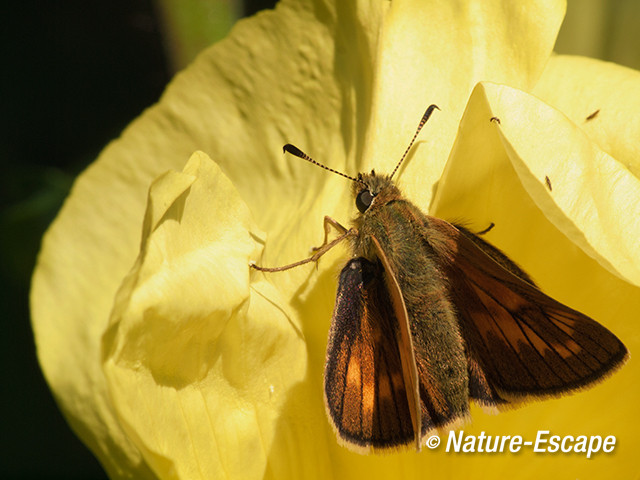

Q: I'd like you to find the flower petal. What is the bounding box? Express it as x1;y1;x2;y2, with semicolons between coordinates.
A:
30;159;162;478
32;0;602;478
102;152;320;479
155;0;237;70
534;54;640;177
32;2;352;474
431;82;639;477
364;0;566;208
434;82;640;287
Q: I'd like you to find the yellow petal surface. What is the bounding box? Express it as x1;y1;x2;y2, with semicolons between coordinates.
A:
364;0;565;208
534;54;640;178
431;82;639;477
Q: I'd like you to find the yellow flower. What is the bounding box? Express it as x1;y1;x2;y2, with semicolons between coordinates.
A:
31;0;640;478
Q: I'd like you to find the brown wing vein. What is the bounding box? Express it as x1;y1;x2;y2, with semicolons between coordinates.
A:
359;339;364;436
467;274;613;388
470;271;619;383
516;310;603;375
464;280;545;388
468;277;581;382
514;311;585;379
546;309;619;357
375;345;384;441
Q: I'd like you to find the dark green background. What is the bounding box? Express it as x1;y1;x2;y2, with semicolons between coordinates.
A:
1;1;274;478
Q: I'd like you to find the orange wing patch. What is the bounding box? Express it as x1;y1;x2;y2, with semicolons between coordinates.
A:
324;258;415;451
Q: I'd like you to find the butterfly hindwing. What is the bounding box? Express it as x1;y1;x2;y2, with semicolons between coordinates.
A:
323;257;416;451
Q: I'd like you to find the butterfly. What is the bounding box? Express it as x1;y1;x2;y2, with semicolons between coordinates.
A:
251;105;628;453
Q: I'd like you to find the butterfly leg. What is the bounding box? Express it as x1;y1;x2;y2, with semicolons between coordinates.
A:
476;222;495;235
312;216;349;253
250;219;355;273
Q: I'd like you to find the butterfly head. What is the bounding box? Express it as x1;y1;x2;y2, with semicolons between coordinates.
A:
353;171;401;214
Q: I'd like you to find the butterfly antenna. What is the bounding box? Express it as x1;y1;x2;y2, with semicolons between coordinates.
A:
283;144;366;186
389;104;440;179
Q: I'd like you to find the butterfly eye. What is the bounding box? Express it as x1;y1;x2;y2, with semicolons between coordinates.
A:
356;189;374;213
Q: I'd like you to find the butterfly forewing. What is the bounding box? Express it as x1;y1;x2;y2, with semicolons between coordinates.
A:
428;216;628;400
324;258;415;451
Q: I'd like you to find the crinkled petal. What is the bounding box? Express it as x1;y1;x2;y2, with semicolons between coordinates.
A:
31;1;352;474
103;152;317;479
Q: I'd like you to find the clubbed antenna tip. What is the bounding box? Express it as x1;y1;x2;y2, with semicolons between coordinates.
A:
283;144;365;185
390;104;440;179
